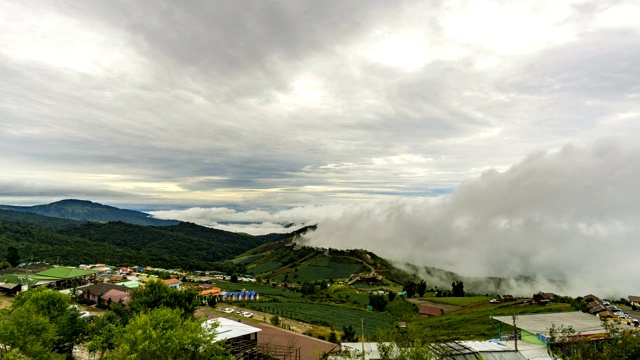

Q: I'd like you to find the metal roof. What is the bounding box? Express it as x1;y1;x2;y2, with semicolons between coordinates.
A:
205;317;261;342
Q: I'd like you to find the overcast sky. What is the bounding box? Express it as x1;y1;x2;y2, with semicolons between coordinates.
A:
2;1;640;295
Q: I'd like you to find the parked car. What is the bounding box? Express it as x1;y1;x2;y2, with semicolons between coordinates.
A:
490;299;500;304
221;308;234;313
241;312;253;318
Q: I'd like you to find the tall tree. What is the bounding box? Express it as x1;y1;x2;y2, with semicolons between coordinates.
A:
403;281;417;298
417;280;427;297
6;246;20;267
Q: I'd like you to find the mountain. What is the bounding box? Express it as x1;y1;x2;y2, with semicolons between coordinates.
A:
0;217;293;270
0;199;179;226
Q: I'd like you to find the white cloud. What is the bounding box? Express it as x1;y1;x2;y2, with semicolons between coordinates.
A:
302;138;640;297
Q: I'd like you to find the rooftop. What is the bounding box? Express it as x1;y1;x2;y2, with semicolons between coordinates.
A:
491;312;608;342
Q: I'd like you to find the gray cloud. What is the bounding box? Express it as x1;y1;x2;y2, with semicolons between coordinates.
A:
302;138;640;297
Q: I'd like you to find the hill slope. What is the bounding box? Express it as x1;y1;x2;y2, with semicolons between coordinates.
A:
0;199;178;226
0;218;292;270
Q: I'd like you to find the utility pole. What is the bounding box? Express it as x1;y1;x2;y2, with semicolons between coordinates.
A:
361;319;365;360
512;313;518;352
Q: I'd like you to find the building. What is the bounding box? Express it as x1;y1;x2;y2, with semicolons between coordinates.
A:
205;317;262;359
252;321;337;360
430;341;528;360
419;305;444;317
80;283;129;305
0;282;22;295
533;293;556;305
163;278;181;289
629;295;640;307
102;288;130;305
491;312;608;346
333;343;398;360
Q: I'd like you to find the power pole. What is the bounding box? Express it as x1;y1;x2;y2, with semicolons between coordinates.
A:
512;313;518;352
361;319;365;360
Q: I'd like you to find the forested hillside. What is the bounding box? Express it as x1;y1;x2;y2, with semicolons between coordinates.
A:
0;217;291;270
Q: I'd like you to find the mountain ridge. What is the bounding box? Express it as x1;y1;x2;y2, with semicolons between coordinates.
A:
0;199;179;226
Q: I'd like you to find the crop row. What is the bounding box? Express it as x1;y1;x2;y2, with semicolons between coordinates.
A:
244;301;393;338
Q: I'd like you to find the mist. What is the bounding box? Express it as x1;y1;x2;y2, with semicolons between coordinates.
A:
302;139;640;297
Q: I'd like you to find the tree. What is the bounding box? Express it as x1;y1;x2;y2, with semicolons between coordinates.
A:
270;315;281;326
341;325;358;342
6;246;20;267
112;308;233;360
300;282;316;296
387;292;397;303
128;280;199;318
452;281;464;297
0;287;87;359
328;331;338;343
368;293;388;312
403;281;417;298
417;280;427;297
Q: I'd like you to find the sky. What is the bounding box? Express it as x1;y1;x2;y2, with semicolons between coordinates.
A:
2;1;640;295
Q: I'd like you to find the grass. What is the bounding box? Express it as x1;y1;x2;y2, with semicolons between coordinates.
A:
422;296;493;307
243;301;394;338
408;301;574;342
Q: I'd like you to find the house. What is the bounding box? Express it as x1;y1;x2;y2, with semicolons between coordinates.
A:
163;278;181;289
533;293;556;305
629;296;640;307
499;295;515;302
80;283;129;305
419;305;444;317
0;282;22;295
583;294;601;304
102;289;130;305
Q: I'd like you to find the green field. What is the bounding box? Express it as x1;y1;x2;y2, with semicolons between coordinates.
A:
422;296;493;307
215;280;302;299
243;301;393;338
409;302;573;342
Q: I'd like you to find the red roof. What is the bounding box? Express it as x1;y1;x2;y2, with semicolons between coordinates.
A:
419;305;444;317
251;321;337;360
102;289;130;304
163;278;181;285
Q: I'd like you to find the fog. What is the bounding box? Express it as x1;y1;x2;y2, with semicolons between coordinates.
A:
302;139;640;297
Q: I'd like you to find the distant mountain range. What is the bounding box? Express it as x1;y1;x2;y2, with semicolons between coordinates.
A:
0;199;178;226
0;199;528;293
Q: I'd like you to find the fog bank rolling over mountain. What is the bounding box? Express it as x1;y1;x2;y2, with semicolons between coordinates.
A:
302;139;640;297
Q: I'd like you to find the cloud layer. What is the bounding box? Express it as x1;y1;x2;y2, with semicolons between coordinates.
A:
302;139;640;297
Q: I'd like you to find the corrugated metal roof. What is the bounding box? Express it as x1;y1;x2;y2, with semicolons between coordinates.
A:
206;317;261;342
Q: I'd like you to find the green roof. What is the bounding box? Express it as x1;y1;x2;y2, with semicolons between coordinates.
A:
116;281;143;288
36;267;98;279
0;274;36;286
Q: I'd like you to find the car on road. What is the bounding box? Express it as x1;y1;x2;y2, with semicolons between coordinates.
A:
240;312;253;318
221;308;234;313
